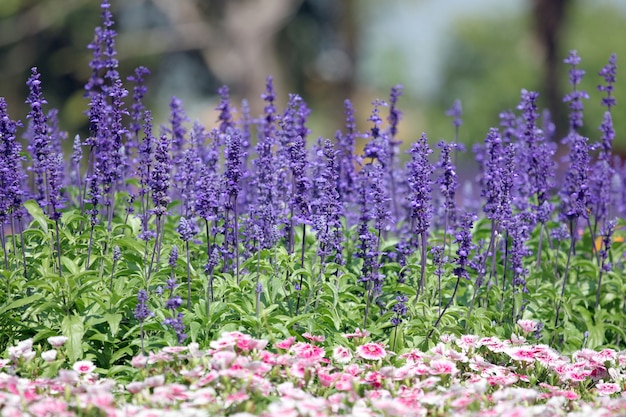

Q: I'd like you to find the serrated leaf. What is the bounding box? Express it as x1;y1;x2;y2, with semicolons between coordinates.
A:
62;314;85;362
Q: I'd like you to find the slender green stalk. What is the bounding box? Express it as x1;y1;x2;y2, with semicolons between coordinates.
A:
54;219;63;277
185;240;192;310
554;218;577;329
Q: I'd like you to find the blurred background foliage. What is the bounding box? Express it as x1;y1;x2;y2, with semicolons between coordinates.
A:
0;0;625;167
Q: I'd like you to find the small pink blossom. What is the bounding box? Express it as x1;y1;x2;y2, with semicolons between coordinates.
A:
302;332;325;343
506;346;537;362
290;342;325;361
343;328;370;339
72;360;96;374
332;346;353;363
131;354;148;368
429;358;458;375
275;336;296;350
517;319;538;333
597;382;621;396
356;342;387;360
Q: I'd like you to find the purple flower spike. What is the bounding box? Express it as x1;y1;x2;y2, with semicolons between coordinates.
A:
446;99;463;128
598;54;617;110
177;217;199;242
134;290;153;322
406;133;434;236
0;98;26;224
563;50;589;132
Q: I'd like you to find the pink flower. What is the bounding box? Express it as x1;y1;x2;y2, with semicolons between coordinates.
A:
290;342;325;361
275;336;296;350
343;328;370;339
131;354;148;368
400;349;425;363
302;332;325;343
28;398;67;417
356;343;387;360
126;381;145;394
72;360;96;374
456;335;479;351
332;346;353;364
565;368;592;382
429;358;458;375
224;391;250;408
597;382;621;396
506;346;538;362
335;374;354;391
517;319;538;333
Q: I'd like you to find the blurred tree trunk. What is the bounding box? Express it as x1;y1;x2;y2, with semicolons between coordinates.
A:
531;0;571;139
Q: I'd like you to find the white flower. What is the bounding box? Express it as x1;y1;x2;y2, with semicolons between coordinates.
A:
41;350;57;362
47;336;68;348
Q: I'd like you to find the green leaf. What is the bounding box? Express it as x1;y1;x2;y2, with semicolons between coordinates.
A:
104;313;123;336
0;294;44;315
62;314;85;362
24;199;49;233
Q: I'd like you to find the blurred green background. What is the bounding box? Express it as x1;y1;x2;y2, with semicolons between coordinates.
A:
0;0;625;162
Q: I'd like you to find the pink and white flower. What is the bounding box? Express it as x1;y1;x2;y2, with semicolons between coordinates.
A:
517;319;539;333
332;346;353;363
72;360;96;374
356;342;387;360
596;382;621;396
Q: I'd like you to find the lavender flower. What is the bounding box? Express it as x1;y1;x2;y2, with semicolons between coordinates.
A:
406;133;434;237
559;133;590;222
436;141;458;231
391;294;408;326
165;296;183;310
387;85;403;139
151;134;171;217
563;50;589;132
134;289;153;322
0;98;26;224
260;76;278;144
335;99;359;215
127;66;150;142
312;139;344;264
168;96;189;169
195;167;222;223
216;85;235;134
138;111;156;241
446;99;463;128
453;212;475;281
135;290;154;355
25;67;51;206
163;313;187;345
177;217;199;242
169;245;179;268
46;154;65;221
598;53;617;111
113;245;121;262
224;130;244;207
363;100;390;166
406;133;434;298
481;128;514;224
506;210;535;292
